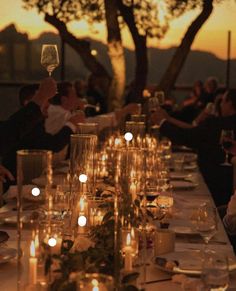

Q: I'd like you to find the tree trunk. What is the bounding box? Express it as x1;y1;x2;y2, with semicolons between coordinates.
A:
159;0;214;96
118;1;148;103
104;0;126;110
45;13;111;99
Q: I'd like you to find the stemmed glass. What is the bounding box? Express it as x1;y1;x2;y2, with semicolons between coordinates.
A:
194;204;218;248
154;91;165;106
41;44;59;76
201;250;229;291
220;129;234;166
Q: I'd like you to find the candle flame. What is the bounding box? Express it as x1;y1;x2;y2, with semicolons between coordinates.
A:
79;197;85;212
126;233;131;246
34;232;39;249
92;279;99;291
131;227;135;239
30;240;35;257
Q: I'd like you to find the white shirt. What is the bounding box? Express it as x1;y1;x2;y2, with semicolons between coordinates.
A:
45;104;117;134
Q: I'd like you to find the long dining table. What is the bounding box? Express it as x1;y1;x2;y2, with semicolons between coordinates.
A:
0;168;236;290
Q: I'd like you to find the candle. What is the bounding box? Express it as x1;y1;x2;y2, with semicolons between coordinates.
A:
34;230;39;257
129;182;137;201
29;240;37;285
124;233;133;272
78;196;88;234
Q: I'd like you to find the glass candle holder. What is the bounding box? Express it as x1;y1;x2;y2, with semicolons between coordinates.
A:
77;122;98;135
77;273;114;291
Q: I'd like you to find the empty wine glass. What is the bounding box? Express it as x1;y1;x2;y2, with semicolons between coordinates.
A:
220;129;234;166
194;204;218;247
201;250;229;291
41;44;59;76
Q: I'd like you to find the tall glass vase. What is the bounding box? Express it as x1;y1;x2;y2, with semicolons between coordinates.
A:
69;134;97;232
17;149;53;289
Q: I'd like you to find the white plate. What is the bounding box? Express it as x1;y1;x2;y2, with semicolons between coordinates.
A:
0;248;17;264
154;251;236;276
171;180;198;190
170;226;198;235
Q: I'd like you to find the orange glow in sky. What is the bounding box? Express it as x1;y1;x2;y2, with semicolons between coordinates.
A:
0;0;235;60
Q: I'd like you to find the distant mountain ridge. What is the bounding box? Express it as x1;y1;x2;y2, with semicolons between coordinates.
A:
0;24;235;86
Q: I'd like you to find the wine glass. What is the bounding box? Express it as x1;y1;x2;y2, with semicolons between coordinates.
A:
220;129;234;166
154;91;165;106
148;96;159;113
41;44;59;76
201;250;229;291
194;204;218;247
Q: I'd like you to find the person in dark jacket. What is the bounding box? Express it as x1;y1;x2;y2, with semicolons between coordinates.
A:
0;77;56;156
1;83;85;188
150;89;236;206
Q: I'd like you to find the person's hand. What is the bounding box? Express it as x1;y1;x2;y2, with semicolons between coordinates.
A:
69;111;86;125
115;103;141;123
150;107;169;126
227;192;236;216
32;77;57;111
0;165;14;183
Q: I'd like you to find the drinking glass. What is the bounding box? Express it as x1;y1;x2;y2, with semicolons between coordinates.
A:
77;122;98;135
194;204;218;246
154;91;165;106
41;44;59;76
220;129;234;166
148;96;159;113
201;250;229;291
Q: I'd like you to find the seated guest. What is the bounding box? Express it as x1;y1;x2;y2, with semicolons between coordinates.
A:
1;83;85;187
0;77;56;155
45;81;140;135
150;89;236;206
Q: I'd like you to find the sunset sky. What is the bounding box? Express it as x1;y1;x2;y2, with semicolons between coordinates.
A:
0;0;235;60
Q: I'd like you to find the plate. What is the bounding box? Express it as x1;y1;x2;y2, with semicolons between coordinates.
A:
170;226;198;235
0;248;17;264
184;153;197;163
184;163;197;171
154;251;236;276
171;180;198;190
170;172;192;180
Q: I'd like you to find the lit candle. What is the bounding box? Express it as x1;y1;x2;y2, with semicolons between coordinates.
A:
34;230;39;257
78;196;88;234
29;240;37;285
124;233;133;272
129;182;137;202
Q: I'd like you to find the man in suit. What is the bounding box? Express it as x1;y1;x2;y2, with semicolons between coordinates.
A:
0;77;56;156
151;89;236;206
1;83;85;189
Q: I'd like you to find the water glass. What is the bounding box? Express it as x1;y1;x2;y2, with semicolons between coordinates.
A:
201;250;229;291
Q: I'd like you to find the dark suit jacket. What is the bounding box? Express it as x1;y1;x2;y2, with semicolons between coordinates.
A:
0;102;43;155
160;114;236;206
2;121;73;180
